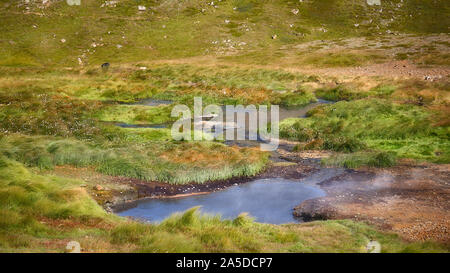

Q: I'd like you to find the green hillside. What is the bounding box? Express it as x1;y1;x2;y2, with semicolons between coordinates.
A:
1;0;448;67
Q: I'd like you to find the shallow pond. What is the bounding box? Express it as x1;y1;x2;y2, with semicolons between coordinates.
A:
117;177;327;224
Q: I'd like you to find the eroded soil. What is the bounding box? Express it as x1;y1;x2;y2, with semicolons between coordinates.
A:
294;161;450;243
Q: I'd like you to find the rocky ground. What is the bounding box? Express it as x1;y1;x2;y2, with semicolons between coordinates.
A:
294;161;450;243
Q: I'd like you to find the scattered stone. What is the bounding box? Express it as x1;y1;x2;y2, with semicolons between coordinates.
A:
66;0;81;6
60;38;66;43
101;1;118;8
94;184;104;191
101;62;110;71
291;8;299;15
138;5;146;11
366;0;381;6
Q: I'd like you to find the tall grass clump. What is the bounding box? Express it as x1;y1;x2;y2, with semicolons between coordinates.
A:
322;151;397;168
0;134;269;184
0;156;108;225
280;98;449;164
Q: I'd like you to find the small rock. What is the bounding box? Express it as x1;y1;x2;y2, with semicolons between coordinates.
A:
66;0;81;6
94;185;104;191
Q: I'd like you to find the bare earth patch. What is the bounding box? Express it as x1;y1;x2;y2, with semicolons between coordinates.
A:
294;161;450;243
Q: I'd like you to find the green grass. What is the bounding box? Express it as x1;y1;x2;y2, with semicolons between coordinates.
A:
315;84;397;102
135;64;316;105
94;104;174;125
280;98;450;164
275;90;317;108
322;151;397;168
302;52;386;67
0;85;102;139
0;134;268;184
1;0;447;67
0;75;271;184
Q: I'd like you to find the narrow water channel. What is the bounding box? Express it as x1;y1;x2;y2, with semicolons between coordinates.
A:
115;98;336;224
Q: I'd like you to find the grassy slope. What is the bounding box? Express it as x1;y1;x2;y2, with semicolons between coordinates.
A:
0;0;448;67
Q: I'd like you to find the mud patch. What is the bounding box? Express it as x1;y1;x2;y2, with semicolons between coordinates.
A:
294;162;450;242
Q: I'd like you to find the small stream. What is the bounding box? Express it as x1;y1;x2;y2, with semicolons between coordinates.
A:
116;98;337;224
